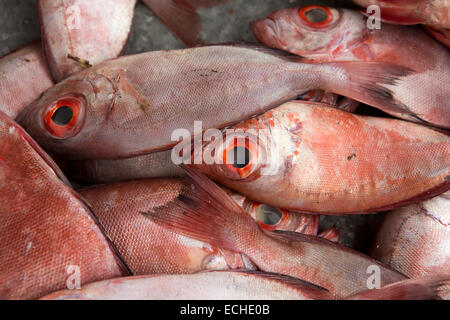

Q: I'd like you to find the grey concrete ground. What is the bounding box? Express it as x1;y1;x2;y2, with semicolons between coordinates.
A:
0;0;385;252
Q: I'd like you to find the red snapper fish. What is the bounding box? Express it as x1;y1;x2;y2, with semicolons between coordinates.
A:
0;110;128;300
38;0;137;81
189;100;450;214
17;44;413;160
252;5;450;128
0;41;53;119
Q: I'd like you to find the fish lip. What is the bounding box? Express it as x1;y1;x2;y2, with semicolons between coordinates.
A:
252;17;282;47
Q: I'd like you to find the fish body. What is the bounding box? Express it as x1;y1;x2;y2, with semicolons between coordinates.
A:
17;44;413;160
65;150;185;183
371;192;450;280
0;111;127;299
252;6;450;128
38;0;137;81
0;41;53;119
190;100;450;214
41;271;447;300
41;271;329;300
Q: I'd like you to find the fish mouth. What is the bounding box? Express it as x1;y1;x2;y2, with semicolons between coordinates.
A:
251;18;281;47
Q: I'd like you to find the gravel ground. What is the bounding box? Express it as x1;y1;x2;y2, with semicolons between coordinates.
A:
0;0;387;252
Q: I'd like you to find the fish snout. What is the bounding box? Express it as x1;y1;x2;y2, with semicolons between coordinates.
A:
251;18;281;49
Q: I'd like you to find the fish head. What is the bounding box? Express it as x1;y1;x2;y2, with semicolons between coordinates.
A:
226;189;319;234
190;113;286;182
252;6;366;60
17;70;117;159
189;104;303;207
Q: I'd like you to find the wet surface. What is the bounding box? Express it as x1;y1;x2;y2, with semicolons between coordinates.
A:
0;0;385;252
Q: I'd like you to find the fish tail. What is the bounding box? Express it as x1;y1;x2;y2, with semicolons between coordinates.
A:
142;0;230;47
141;165;263;253
346;276;450;300
320;61;414;116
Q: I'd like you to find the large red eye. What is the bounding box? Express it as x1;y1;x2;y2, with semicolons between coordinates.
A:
298;6;333;28
43;96;85;138
222;136;259;179
253;204;289;231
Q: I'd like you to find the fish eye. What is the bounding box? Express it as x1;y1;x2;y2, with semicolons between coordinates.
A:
220;135;261;179
256;204;283;226
227;146;251;169
51;106;73;126
305;8;328;23
43;96;85;139
299;6;333;27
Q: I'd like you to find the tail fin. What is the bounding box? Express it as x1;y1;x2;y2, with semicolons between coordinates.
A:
142;0;230;47
323;61;414;116
141;165;263;252
346;277;449;300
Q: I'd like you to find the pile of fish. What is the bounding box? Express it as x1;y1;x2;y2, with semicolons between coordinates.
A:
0;0;448;300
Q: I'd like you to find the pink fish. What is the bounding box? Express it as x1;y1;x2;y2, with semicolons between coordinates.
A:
78;178;321;277
41;271;330;300
0;41;53;119
371;192;449;295
79;179;247;275
40;271;447;300
144;166;409;298
189;100;450;214
0;110;128;300
39;0;137;81
252;6;450;128
17;44;413;160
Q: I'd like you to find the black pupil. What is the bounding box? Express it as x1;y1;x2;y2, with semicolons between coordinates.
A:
228;146;251;169
51;106;73;126
305;8;328;23
256;205;282;225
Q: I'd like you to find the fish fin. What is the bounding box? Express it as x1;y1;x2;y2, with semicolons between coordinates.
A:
142;0;202;47
142;0;229;47
141;165;262;252
299;90;325;102
326;61;414;115
268;230;334;245
268;230;405;275
346;277;450;300
318;227;340;243
240;254;258;271
233;270;330;298
294;213;320;235
335;97;360;113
